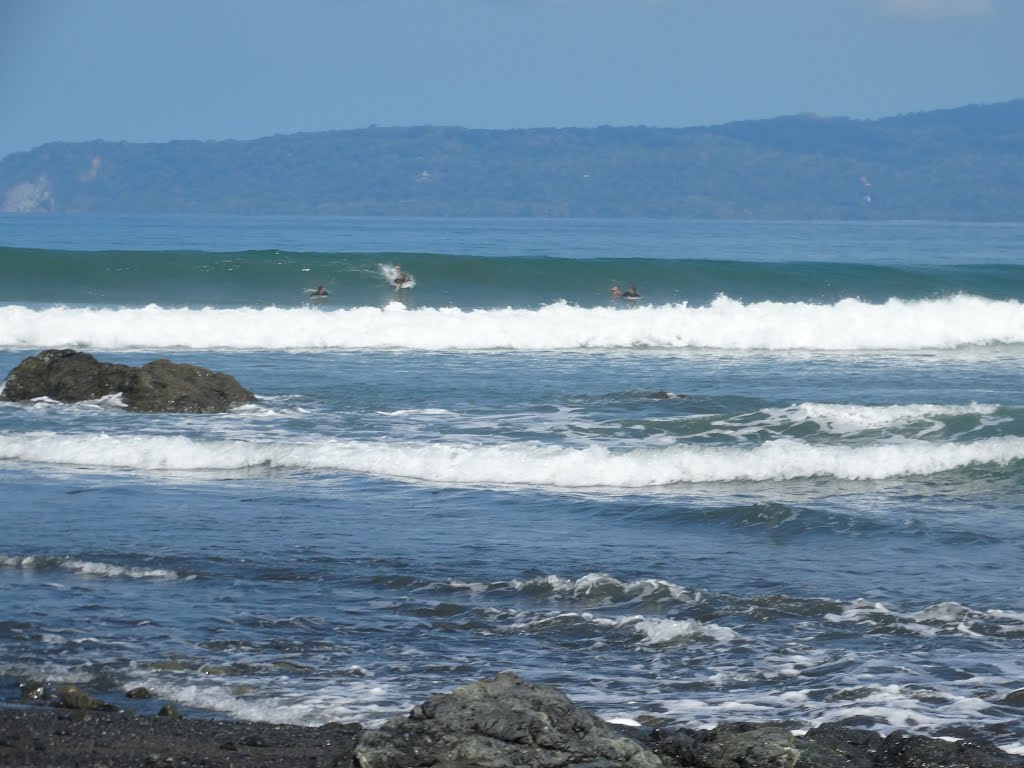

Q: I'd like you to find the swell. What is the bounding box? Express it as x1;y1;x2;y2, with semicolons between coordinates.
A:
4;246;1024;308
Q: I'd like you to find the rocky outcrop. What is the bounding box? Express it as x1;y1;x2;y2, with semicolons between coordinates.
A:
1;349;255;413
354;671;662;768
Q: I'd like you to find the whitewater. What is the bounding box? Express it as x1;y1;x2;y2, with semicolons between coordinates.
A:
4;431;1024;486
3;294;1024;350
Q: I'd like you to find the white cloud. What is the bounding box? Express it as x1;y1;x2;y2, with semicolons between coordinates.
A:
876;0;994;17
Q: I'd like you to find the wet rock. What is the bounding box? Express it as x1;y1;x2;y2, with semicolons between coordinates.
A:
659;722;801;768
875;731;1023;767
126;687;155;699
795;722;882;768
354;671;662;768
1001;688;1024;707
58;684;118;712
1;349;255;413
157;703;181;718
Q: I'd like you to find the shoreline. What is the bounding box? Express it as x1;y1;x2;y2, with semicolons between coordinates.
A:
2;675;1022;768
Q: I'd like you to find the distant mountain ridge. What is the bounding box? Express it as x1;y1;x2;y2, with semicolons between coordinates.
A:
2;100;1022;220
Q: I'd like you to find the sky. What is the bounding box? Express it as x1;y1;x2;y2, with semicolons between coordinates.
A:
1;0;1022;160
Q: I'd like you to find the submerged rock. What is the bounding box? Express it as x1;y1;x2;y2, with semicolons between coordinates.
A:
58;684;118;712
1;349;255;413
354;671;662;768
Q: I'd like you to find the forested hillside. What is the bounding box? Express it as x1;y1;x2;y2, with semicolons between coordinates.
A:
2;100;1022;220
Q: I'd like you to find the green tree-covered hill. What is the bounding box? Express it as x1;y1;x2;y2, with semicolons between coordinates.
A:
2;100;1022;219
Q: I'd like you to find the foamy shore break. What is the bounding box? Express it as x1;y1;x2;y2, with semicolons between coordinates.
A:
2;673;1019;768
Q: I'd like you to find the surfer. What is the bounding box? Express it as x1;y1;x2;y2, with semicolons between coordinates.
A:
310;285;329;298
393;265;412;291
622;285;641;300
611;285;622;298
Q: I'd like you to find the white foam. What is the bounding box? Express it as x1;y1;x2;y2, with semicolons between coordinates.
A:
61;559;181;580
135;677;403;727
376;408;454;417
2;294;1023;350
824;598;1024;637
759;402;999;434
506;573;701;605
3;431;1023;486
0;554;183;580
19;393;129;410
631;616;738;644
508;610;736;644
0;555;42;568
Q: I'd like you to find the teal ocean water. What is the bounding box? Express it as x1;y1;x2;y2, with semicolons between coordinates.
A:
2;215;1024;752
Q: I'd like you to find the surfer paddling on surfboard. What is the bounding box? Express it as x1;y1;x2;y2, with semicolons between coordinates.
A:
309;285;329;299
611;284;640;300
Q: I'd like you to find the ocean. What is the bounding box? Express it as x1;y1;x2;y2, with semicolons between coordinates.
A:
2;214;1024;753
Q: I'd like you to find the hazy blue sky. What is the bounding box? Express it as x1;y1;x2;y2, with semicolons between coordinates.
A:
1;0;1022;159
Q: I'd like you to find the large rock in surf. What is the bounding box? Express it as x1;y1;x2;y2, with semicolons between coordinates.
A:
354;671;662;768
1;349;255;413
643;719;1023;768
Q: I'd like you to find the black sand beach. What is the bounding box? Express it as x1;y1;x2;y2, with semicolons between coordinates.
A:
0;706;361;767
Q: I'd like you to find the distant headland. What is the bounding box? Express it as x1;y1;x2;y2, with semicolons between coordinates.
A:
2;99;1022;220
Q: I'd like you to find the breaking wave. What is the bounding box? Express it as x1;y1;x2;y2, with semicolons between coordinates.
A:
2;294;1023;351
3;431;1023;486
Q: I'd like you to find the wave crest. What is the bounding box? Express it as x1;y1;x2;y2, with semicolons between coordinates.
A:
3;431;1023;486
2;295;1023;351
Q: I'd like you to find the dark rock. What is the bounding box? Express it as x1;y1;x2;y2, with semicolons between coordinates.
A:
157;703;181;718
126;687;155;699
1001;689;1024;708
661;722;801;768
1;349;255;413
58;684;118;712
353;670;662;767
648;390;688;399
647;726;699;764
875;731;1024;767
794;722;882;768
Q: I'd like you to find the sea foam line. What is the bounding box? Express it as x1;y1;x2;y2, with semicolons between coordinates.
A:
3;432;1024;485
756;402;1000;434
0;555;182;580
1;294;1023;350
